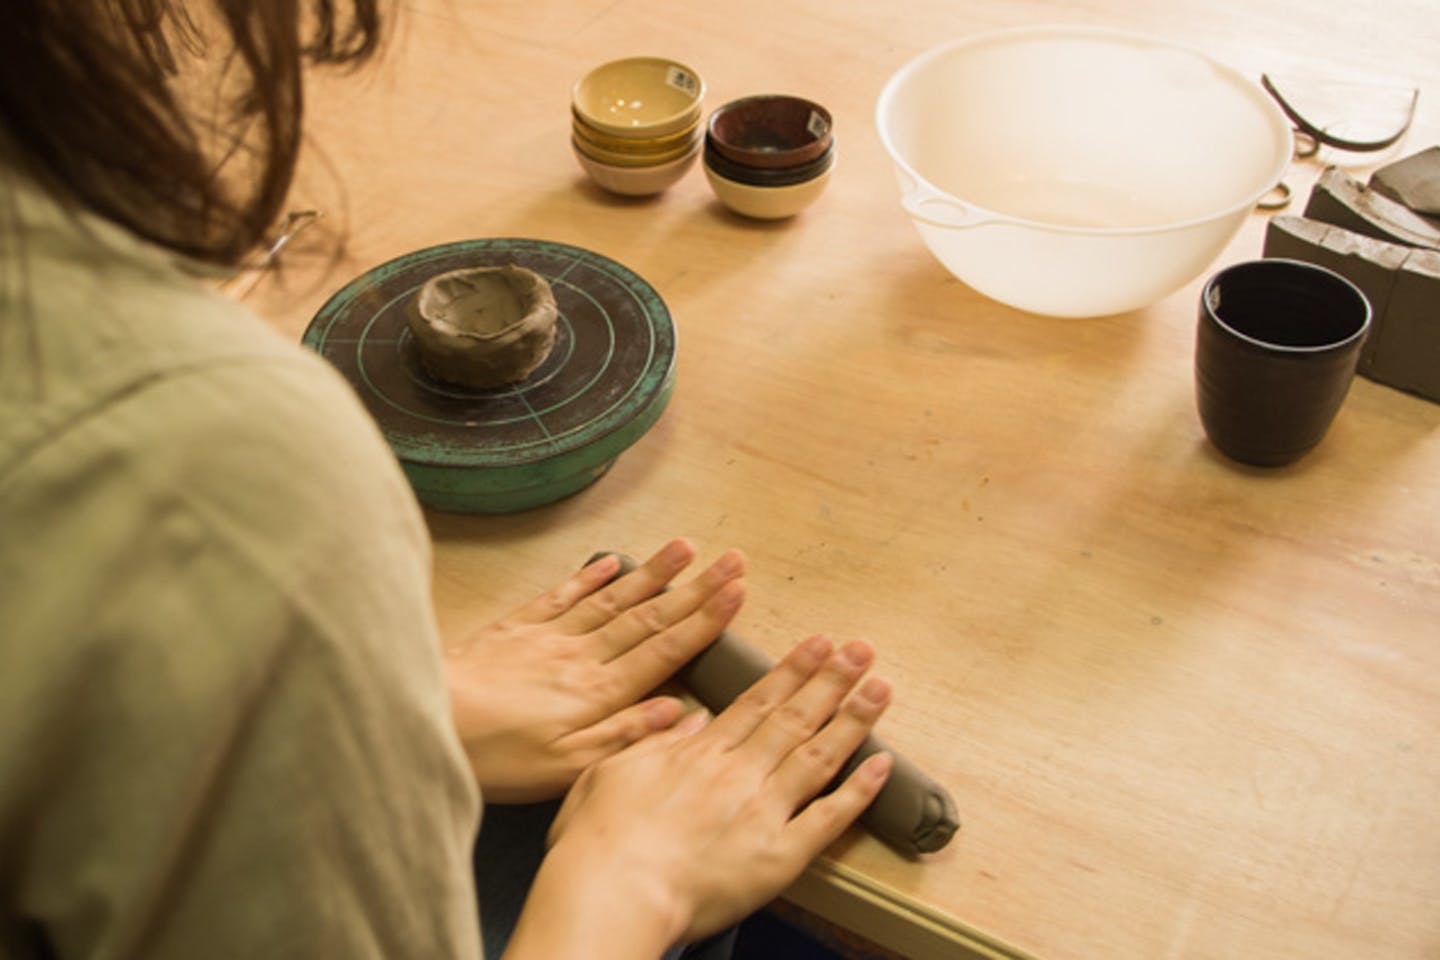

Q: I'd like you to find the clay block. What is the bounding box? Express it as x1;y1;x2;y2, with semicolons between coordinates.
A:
1369;145;1440;219
1263;215;1440;402
1368;249;1440;400
1263;216;1408;370
1303;166;1440;251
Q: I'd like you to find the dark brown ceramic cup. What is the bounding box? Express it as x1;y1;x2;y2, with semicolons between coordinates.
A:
1195;259;1371;467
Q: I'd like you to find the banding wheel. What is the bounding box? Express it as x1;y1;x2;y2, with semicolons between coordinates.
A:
303;238;676;513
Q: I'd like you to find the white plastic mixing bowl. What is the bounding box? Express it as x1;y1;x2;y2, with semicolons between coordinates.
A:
875;27;1292;317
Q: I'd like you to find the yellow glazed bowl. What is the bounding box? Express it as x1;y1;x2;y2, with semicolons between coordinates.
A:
572;134;699;168
703;156;835;219
572;120;700;167
574;138;702;196
572;56;705;139
573;112;700;155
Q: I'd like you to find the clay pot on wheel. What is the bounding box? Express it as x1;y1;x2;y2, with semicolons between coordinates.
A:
406;264;559;388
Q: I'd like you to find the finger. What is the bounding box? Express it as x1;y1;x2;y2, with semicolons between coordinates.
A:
767;675;891;809
551;695;687;767
598;580;746;703
700;635;834;749
784;752;893;855
731;640;876;769
554;539;697;634
507;552;624;625
587;549;746;660
546;707;708;850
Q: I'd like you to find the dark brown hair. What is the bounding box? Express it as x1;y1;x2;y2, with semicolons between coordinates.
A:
0;0;380;265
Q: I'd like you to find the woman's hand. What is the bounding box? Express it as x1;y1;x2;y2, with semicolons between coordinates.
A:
505;636;894;957
445;539;745;802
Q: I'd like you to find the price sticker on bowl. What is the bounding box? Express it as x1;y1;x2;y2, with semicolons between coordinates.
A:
665;66;699;95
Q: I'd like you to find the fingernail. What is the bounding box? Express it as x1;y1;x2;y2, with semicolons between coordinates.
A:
862;752;893;783
589;554;620;577
712;549;744;577
677;710;710;736
841;641;873;668
661;539;694;567
858;676;890;704
646;698;683;729
801;635;833;661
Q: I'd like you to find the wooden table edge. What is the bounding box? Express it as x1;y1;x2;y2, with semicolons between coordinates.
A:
785;857;1039;960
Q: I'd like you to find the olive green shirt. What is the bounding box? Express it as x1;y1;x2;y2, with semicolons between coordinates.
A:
0;166;482;958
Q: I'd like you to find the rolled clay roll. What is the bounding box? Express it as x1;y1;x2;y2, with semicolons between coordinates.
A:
593;553;960;856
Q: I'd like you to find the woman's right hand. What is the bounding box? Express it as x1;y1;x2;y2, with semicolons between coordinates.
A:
503;635;893;958
444;539;746;802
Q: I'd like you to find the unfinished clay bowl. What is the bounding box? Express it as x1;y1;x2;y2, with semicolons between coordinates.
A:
406;265;558;388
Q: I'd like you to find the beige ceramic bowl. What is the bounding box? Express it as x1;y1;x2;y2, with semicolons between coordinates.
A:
574;138;702;196
572;56;705;139
572;125;700;167
703;156;835;219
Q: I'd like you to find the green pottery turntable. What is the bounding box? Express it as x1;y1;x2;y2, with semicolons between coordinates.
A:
302;238;676;513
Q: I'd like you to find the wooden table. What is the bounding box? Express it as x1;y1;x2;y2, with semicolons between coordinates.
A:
255;1;1440;956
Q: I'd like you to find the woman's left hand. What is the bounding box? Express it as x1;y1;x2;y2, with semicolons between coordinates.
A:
444;539;744;802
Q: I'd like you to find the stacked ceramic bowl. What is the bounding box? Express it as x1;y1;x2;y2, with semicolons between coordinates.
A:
571;57;706;197
703;95;836;219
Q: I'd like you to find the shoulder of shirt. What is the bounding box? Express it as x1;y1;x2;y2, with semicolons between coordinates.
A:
0;160;432;628
0;164;395;501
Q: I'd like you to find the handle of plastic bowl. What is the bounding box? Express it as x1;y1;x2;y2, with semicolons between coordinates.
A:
899;178;993;229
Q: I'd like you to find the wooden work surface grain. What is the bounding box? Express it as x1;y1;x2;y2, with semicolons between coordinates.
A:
254;1;1440;957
